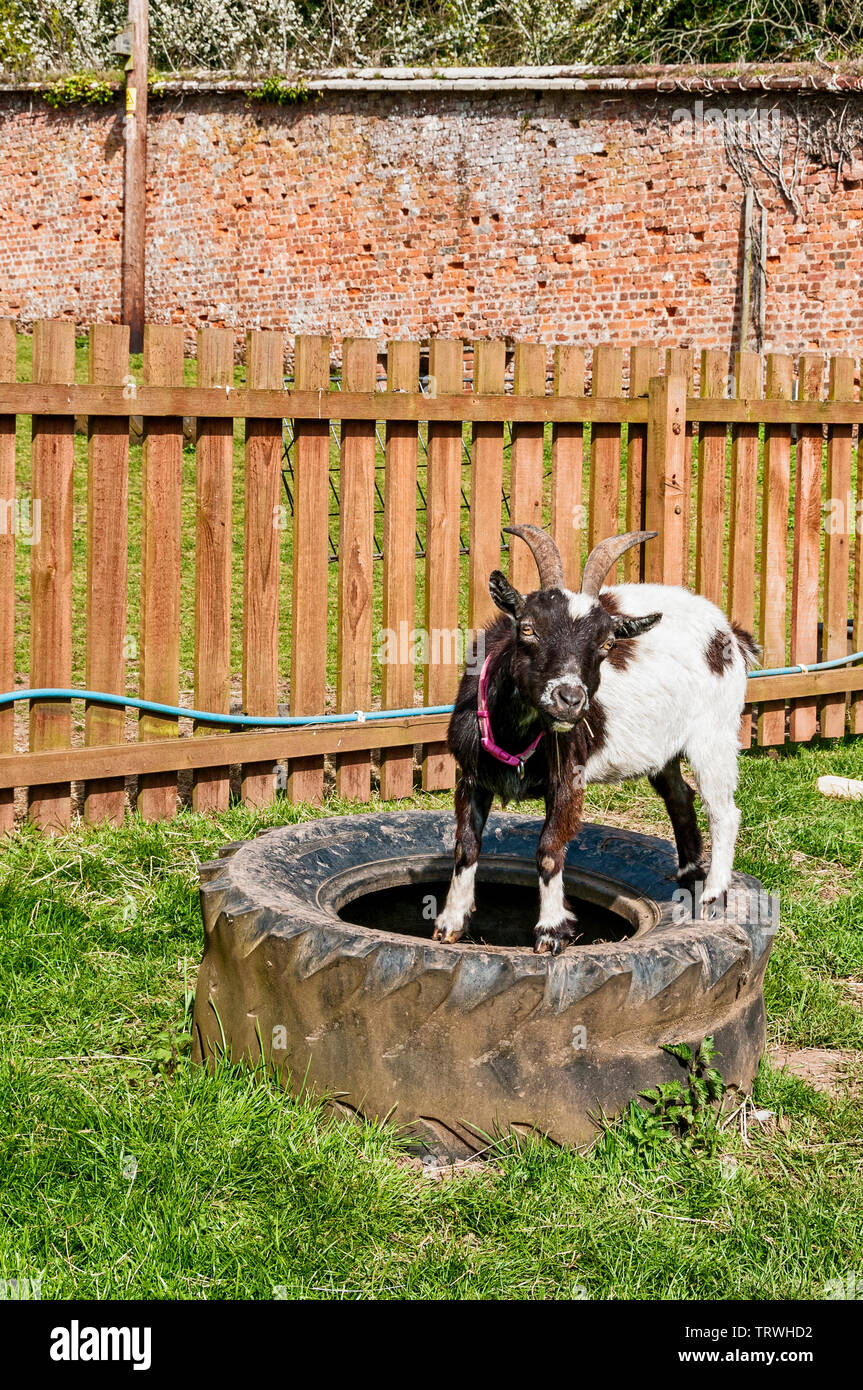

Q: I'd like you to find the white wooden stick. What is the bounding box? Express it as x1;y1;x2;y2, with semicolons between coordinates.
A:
817;775;863;800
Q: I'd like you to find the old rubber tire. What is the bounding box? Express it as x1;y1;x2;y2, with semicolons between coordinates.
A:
192;810;775;1154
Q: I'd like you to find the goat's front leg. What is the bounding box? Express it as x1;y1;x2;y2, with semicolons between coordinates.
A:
433;778;493;944
534;782;585;956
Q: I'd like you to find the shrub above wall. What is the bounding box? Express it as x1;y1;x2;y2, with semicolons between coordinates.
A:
2;0;863;76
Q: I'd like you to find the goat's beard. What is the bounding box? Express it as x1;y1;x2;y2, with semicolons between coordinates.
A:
535;706;586;733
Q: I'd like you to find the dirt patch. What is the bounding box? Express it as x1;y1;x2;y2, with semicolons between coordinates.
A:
395;1153;494;1182
789;850;857;902
841;980;863;1008
769;1045;862;1097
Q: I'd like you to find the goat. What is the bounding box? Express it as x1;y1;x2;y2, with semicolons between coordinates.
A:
433;525;759;955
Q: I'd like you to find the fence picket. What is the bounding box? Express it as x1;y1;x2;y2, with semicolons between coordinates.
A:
288;335;331;805
336;338;377;801
821;356;854;738
29;320;75;831
589;346;623;571
380;341;420;800
854;414;863;736
138;325;184;820
242;329;283;806
509;343;546;594
85;323;130;824
644;374;687;586
193;327;234;812
666;349;694;586
468;341;505;632
0;321;16;833
551;346;585;588
695;349;728;606
729;351;762;747
423;339;463;791
758;354;793;747
790;354;826;743
625;346;658;583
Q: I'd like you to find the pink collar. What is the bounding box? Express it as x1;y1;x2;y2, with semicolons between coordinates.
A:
477;654;543;776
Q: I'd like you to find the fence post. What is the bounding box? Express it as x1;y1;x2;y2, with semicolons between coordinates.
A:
423;338;462;792
29;320;75;832
289;335;331;806
0;320;16;833
122;0;148;353
85;322;130;825
242;329;283;806
336;337;377;802
644;373;687;586
193;326;234;813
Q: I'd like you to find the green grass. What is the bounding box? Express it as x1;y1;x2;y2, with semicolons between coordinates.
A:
2;739;863;1300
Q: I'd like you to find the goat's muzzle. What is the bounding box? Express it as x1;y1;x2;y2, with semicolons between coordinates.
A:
542;681;587;728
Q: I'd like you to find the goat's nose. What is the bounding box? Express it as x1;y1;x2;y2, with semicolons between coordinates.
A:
555;684;586;714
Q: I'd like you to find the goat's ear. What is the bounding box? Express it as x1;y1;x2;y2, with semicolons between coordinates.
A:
613;611;662;639
489;570;524;618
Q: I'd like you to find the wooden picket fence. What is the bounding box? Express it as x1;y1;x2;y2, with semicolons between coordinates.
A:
1;320;862;833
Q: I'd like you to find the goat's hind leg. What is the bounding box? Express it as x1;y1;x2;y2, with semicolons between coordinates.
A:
686;737;741;913
433;779;493;944
649;756;704;891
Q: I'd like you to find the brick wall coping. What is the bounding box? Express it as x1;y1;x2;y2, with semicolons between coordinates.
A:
4;63;863;98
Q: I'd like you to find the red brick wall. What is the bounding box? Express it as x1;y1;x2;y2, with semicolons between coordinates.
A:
1;88;862;355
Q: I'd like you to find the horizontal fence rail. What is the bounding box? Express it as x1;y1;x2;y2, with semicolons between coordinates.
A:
1;319;862;832
7;383;863;425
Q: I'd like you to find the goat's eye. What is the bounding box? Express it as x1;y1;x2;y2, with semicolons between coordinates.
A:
520;623;535;639
601;637;615;652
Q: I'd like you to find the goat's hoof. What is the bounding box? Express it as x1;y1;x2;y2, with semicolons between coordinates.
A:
533;919;577;956
698;889;725;920
432;914;470;944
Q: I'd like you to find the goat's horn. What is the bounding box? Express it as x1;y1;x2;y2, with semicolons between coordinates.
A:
503;525;565;589
580;531;658;596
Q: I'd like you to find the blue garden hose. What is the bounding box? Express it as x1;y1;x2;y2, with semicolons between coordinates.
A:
749;651;863;679
0;689;456;726
0;649;862;728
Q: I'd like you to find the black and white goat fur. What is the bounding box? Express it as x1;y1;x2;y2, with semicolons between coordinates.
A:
433;526;759;955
